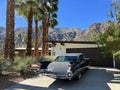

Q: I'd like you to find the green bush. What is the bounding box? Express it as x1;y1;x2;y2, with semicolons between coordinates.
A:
114;51;120;69
0;57;11;75
0;56;35;75
11;56;33;72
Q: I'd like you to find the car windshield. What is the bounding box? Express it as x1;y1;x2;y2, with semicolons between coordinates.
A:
55;56;78;62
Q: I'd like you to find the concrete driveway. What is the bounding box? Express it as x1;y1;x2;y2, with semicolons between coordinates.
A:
6;67;120;90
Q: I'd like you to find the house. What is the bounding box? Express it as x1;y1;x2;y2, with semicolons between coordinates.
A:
48;41;113;67
48;41;97;56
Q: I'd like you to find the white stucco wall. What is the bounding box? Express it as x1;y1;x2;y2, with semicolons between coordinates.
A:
51;43;66;56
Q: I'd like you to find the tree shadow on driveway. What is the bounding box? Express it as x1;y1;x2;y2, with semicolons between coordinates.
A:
6;67;120;90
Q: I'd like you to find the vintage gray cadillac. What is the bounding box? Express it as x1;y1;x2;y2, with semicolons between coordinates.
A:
43;53;90;80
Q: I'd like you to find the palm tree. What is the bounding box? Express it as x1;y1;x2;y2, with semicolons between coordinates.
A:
15;0;58;57
31;0;58;57
4;0;15;61
26;6;33;56
32;0;43;58
45;13;58;55
41;0;58;56
4;0;10;59
34;18;39;57
42;18;47;56
15;0;34;56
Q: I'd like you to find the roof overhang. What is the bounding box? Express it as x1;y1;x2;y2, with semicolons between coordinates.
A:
47;41;96;44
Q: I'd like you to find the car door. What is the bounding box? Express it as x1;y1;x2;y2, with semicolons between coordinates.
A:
79;55;86;68
72;55;84;76
70;56;80;73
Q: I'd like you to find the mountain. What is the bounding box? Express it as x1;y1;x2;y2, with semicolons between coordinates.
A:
48;20;111;41
0;20;111;42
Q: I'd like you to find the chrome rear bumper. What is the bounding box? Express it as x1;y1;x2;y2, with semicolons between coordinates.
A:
42;69;73;80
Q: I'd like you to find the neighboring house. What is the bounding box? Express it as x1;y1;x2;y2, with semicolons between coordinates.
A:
15;48;51;56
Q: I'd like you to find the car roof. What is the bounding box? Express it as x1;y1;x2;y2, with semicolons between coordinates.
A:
58;53;83;57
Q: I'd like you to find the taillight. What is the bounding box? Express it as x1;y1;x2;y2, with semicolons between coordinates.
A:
68;64;72;70
37;64;41;66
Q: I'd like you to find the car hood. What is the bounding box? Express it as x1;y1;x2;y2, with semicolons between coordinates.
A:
47;61;70;71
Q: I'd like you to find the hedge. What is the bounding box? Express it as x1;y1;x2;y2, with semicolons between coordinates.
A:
114;51;120;69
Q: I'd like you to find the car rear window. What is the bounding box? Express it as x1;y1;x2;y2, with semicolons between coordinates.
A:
55;56;78;62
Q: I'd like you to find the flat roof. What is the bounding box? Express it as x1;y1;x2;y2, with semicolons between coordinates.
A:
47;41;96;44
15;48;51;50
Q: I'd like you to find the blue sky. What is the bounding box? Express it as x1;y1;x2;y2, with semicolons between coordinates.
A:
0;0;117;29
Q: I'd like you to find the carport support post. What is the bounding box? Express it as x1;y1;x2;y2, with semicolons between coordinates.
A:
113;54;116;68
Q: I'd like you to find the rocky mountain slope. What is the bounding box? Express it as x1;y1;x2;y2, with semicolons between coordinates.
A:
0;21;111;42
48;20;111;41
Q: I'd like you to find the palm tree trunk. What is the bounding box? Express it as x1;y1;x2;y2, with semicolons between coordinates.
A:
42;0;48;56
9;0;15;61
45;20;49;55
26;7;33;56
4;0;15;61
4;0;10;59
34;18;39;57
42;19;47;56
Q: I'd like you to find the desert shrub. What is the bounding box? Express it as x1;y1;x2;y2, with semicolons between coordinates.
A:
11;56;33;72
0;57;11;75
0;56;35;75
0;57;4;75
114;51;120;69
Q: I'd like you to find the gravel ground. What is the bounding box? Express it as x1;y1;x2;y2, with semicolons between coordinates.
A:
0;64;40;90
0;72;25;90
0;70;37;90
